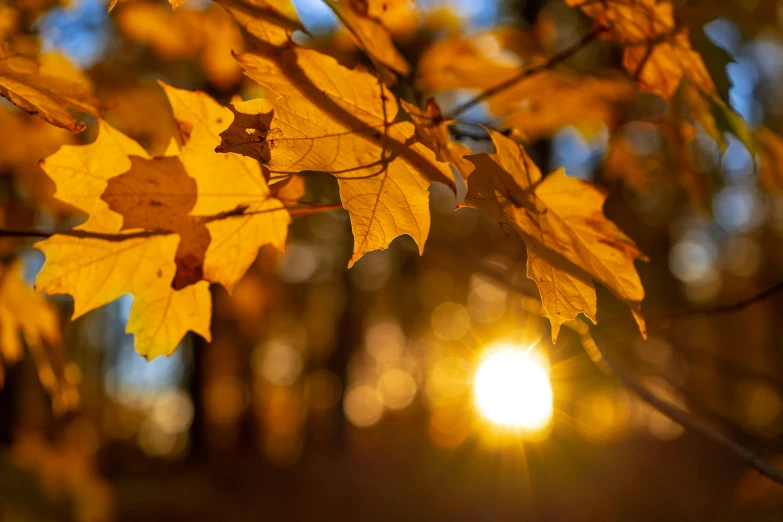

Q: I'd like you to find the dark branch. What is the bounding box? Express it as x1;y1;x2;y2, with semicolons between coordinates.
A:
591;329;783;485
0;202;344;241
673;281;783;318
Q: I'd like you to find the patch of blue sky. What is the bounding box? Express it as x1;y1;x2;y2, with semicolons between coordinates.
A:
38;0;111;68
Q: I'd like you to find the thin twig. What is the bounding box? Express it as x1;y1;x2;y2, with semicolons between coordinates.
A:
673;281;783;318
447;26;606;119
287;203;342;216
591;329;783;485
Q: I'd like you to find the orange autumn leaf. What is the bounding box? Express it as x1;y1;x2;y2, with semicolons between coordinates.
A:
102;155;212;289
0;262;79;413
0;42;100;133
566;0;715;100
460;129;646;340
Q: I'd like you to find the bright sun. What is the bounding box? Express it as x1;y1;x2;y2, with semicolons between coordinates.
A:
473;343;553;430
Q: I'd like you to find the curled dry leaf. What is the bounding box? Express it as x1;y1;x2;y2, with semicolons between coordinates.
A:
460;129;646;340
0;42;100;133
400;98;474;181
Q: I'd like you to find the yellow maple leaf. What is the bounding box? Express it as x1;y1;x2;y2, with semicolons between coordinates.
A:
460;129;645;339
160;82;290;290
215;36;454;266
35;231;211;360
324;0;411;77
39;119;148;233
0;42;100;133
35;83;290;358
101;155;212;289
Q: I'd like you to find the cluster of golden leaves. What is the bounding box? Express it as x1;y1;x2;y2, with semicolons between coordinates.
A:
7;0;772;358
13;0;645;356
211;0;648;339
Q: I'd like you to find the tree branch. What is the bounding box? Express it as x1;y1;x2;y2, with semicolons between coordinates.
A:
590;329;783;485
447;26;606;119
672;281;783;318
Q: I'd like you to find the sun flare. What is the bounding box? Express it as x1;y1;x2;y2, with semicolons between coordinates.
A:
473;343;553;431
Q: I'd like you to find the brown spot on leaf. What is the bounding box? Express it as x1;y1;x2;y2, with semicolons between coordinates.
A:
177;121;193;146
172;255;204;290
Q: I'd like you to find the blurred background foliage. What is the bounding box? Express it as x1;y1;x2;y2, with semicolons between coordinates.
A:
3;0;783;520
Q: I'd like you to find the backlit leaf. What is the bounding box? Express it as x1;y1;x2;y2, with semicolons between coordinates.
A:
460;129;645;339
215;34;453;266
0;42;100;133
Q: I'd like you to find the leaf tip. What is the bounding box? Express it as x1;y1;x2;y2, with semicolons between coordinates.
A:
550;322;561;343
632;309;647;339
